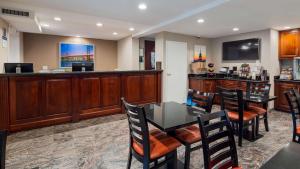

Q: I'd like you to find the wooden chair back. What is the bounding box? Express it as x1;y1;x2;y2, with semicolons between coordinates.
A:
218;87;244;122
246;82;271;99
285;89;300;136
188;89;215;113
198;111;239;169
121;98;150;159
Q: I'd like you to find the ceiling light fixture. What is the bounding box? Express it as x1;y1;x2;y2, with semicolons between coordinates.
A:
129;27;135;31
75;35;81;38
233;27;239;31
138;3;147;10
54;17;61;21
41;23;49;27
197;19;205;23
96;23;103;27
113;32;118;35
284;26;291;29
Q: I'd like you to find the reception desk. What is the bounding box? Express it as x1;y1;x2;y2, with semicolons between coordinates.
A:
0;70;162;132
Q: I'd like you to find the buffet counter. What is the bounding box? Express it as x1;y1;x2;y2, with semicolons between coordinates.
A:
0;70;162;132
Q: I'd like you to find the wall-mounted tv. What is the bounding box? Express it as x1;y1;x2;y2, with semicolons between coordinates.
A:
222;38;260;61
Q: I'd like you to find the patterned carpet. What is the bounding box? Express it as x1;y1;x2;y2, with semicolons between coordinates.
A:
5;106;294;169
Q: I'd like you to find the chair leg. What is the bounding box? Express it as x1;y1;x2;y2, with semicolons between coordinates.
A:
251;119;256;139
127;149;132;169
238;123;243;147
143;160;150;169
293;134;297;142
264;113;269;132
184;145;191;169
255;116;259;136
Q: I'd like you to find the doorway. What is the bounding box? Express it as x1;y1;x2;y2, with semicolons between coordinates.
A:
165;41;188;103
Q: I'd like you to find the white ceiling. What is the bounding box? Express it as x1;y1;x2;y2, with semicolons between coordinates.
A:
1;0;300;40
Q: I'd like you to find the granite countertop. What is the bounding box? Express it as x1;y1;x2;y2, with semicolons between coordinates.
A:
0;70;163;77
189;76;269;83
274;79;300;82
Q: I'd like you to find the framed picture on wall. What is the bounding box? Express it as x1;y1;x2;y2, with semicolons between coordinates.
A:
59;42;95;68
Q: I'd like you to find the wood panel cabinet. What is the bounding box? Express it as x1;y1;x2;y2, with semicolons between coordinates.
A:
0;71;162;132
275;81;297;111
9;77;44;125
279;29;300;58
45;78;72;117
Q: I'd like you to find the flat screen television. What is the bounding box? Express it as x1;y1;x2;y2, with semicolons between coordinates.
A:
222;38;260;60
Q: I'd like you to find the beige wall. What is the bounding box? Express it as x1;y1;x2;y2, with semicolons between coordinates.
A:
23;33;118;71
117;36;139;70
0;18;9;73
212;29;280;108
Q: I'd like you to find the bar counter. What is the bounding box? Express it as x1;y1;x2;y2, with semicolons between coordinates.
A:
0;70;162;132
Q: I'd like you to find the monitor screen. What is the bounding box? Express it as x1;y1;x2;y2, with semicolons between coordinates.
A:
222;38;260;60
4;63;34;73
72;63;94;72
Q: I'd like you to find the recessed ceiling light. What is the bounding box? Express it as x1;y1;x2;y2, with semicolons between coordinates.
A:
75;35;81;38
41;23;49;27
96;23;103;27
113;32;118;35
138;3;147;10
284;26;291;29
233;27;239;31
197;19;205;23
54;17;61;21
129;27;135;31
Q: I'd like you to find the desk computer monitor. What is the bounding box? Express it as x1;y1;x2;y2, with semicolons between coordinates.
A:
72;63;94;72
4;63;34;73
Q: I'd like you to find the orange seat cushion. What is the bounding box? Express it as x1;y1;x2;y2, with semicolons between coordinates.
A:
296;125;300;135
175;125;201;144
233;167;242;169
132;129;181;160
227;111;257;121
247;105;267;115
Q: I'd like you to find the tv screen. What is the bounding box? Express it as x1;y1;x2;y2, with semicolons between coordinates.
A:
222;38;260;60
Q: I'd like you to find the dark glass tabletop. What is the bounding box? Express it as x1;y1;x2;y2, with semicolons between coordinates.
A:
260;142;300;169
144;102;205;132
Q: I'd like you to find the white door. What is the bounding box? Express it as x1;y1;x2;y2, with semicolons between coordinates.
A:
165;41;188;103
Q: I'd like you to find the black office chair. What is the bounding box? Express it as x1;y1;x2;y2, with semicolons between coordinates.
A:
285;89;300;143
198;111;242;169
0;130;7;169
122;98;181;169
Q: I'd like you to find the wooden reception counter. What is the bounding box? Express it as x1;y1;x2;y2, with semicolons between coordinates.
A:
0;70;162;132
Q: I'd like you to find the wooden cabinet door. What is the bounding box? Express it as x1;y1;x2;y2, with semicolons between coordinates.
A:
279;29;300;58
9;77;44;124
221;80;239;89
203;80;216;93
141;74;157;103
189;78;201;91
275;82;296;111
45;78;72;117
123;75;141;103
101;76;121;108
79;77;101;110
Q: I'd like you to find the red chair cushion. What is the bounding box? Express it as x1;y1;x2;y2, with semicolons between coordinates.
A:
132;129;181;160
296;125;300;135
228;111;257;121
175;125;201;144
247;105;267;115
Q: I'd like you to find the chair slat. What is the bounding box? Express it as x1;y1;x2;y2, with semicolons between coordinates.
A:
209;140;230;156
204;120;226;132
207;130;229;144
210;150;232;167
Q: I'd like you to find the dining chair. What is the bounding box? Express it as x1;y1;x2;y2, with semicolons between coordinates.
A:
198;110;242;169
0;130;7;169
246;82;271;134
218;87;257;146
285;89;300;143
174;89;215;169
121;98;181;169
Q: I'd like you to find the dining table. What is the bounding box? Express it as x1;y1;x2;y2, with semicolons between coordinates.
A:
144;101;205;169
260;142;300;169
